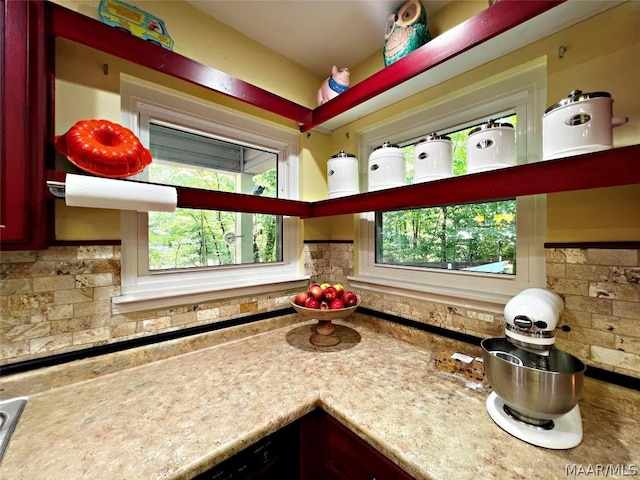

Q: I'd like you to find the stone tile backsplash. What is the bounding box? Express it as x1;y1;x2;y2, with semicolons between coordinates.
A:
547;248;640;378
1;246;298;365
1;243;638;380
303;241;354;286
307;243;638;379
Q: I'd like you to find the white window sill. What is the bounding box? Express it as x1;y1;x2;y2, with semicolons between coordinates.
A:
347;274;512;314
112;274;309;314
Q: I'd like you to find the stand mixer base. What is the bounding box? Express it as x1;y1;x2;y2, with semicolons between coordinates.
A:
486;391;582;449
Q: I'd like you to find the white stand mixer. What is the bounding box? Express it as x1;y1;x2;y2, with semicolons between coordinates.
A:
481;288;586;449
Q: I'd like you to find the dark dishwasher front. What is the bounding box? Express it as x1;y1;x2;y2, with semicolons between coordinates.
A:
193;421;300;480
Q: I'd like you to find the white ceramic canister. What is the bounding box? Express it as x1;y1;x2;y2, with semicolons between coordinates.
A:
327;150;359;198
368;141;405;191
542;90;629;160
466;120;515;173
413;133;453;183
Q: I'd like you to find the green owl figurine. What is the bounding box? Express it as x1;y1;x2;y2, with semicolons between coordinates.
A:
383;0;431;66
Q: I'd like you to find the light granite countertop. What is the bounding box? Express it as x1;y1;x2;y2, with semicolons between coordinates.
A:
1;317;639;479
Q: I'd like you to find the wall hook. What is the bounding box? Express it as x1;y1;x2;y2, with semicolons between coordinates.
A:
306;132;311;139
557;45;566;59
345;132;350;140
102;63;109;75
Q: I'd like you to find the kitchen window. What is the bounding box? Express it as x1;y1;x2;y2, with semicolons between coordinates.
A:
144;122;282;271
352;62;547;310
376;117;517;275
116;78;305;313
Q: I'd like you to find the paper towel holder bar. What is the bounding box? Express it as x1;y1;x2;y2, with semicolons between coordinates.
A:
46;177;178;213
47;181;66;198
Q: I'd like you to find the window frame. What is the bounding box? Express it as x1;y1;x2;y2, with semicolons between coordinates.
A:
351;62;547;312
115;78;306;313
140;119;282;273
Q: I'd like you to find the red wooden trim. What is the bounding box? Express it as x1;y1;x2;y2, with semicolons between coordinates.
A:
302;0;564;132
309;145;640;218
47;144;639;219
46;171;312;218
177;186;312;217
46;1;565;134
46;2;313;125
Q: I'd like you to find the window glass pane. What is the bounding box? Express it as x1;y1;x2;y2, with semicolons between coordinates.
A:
376;200;516;274
146;123;282;271
376;114;517;275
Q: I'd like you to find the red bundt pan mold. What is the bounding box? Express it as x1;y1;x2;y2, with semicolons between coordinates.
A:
55;119;152;178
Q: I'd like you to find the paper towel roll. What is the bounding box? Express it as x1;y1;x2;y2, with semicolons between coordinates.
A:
65;174;177;212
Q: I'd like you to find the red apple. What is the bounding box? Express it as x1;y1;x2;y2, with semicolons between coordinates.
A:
308;284;324;301
320;301;330;310
305;298;320;309
323;286;338;302
332;283;345;298
293;292;309;306
329;298;344;309
342;291;358;307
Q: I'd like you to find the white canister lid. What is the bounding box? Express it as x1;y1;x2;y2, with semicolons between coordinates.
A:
330;150;356;159
372;141;400;151
416;132;451;144
544;89;612;114
468;119;514;137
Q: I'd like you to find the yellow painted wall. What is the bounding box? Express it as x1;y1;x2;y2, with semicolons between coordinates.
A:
299;128;359;241
547;185;640;242
51;0;321;107
53;37;309;239
52;0;320;240
349;1;485;85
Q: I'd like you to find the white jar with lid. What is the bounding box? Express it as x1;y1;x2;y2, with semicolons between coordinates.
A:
414;133;453;183
467;120;515;173
542;89;628;160
368;141;405;191
327;150;359;198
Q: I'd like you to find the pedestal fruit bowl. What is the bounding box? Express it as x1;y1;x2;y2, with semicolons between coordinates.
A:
290;302;359;346
291;283;359;346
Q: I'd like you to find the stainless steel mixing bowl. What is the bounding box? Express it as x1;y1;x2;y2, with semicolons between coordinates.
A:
481;337;586;423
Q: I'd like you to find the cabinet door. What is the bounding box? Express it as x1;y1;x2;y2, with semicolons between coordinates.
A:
1;0;48;250
325;414;414;480
301;410;414;480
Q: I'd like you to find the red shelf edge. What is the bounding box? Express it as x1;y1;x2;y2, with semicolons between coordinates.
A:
46;2;313;126
302;0;565;132
46;1;565;134
46;144;640;220
45;171;312;218
309;145;640;217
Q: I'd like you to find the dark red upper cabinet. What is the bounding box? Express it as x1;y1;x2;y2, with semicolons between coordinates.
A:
1;0;48;250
